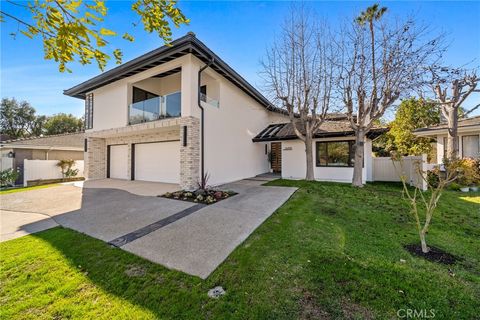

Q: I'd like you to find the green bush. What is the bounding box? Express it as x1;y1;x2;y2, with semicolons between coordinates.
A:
457;158;478;187
427;169;440;188
447;182;461;191
0;169;19;187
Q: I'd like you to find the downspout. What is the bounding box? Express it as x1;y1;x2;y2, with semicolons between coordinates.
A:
45;147;53;160
197;58;214;186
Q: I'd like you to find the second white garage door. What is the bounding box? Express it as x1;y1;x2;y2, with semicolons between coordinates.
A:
134;141;180;183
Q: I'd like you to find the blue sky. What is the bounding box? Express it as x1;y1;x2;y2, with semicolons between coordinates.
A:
1;1;479;118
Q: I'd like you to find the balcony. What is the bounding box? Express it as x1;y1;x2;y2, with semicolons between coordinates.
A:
200;93;219;108
129;92;181;125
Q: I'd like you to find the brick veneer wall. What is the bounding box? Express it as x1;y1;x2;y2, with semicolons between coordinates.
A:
179;117;200;190
85;137;106;179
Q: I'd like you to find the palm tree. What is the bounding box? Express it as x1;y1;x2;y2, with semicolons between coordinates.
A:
356;4;387;102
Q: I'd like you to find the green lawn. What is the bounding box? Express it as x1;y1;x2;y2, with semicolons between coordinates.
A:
1;181;479;319
0;184;59;194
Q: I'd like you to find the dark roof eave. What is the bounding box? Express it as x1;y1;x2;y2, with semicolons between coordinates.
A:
252;127;387;142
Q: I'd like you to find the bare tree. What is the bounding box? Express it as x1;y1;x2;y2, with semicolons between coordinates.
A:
338;4;444;186
393;155;460;253
429;67;479;160
261;6;335;180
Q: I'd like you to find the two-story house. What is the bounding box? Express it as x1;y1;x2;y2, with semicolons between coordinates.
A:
65;33;383;190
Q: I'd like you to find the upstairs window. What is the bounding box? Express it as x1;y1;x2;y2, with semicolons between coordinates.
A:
85;93;93;129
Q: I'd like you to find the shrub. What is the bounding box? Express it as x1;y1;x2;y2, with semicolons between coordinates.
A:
456;158;479;187
0;169;19;187
56;159;76;178
447;182;461;191
472;158;480;185
65;168;79;178
427;169;440;188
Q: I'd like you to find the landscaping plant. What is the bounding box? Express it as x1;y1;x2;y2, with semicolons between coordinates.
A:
163;172;236;204
0;168;19;187
56;159;78;179
393;154;459;253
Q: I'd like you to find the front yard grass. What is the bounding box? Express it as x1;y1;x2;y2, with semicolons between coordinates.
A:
0;184;59;194
1;181;478;319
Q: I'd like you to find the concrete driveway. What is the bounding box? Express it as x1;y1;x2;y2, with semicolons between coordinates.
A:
1;176;296;278
0;179;181;242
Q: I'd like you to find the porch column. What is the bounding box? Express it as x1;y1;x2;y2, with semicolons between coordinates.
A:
85;137;106;180
179;116;200;190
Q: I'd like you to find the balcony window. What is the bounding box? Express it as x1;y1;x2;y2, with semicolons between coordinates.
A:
129;90;181;125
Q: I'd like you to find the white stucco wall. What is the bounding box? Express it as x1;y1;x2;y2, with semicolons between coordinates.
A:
281;137;372;183
200;66;288;185
90;82;128;131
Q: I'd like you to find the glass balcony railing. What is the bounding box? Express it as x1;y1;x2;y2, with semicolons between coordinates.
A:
129;91;181;125
200;93;219;108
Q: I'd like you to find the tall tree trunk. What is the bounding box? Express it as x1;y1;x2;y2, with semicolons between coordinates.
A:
446;106;459;160
305;132;315;181
352;128;365;187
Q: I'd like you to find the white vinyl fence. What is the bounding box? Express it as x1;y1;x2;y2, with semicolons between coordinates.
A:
23;160;84;186
372;155;428;190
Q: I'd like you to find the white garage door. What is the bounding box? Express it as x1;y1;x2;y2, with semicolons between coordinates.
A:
135;141;180;183
109;144;129;180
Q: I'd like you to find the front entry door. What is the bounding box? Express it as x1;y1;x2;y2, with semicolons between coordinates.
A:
271;142;282;173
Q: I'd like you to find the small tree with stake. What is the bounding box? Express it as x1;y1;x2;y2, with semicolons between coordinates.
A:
393;154;460;254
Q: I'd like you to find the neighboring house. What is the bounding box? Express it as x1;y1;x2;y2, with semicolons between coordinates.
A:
64;33;383;189
0;132;84;185
414;116;480;163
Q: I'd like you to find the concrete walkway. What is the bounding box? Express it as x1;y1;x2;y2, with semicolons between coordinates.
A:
121;177;296;278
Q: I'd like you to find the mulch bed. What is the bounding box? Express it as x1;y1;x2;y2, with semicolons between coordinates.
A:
404;244;458;265
160;189;237;205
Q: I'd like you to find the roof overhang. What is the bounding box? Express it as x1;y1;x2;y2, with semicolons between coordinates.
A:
414;124;480;137
64;33;287;115
252;125;387;142
0;144;83;151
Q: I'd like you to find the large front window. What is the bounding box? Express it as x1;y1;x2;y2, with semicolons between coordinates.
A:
316;141;356;167
129;87;181;125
